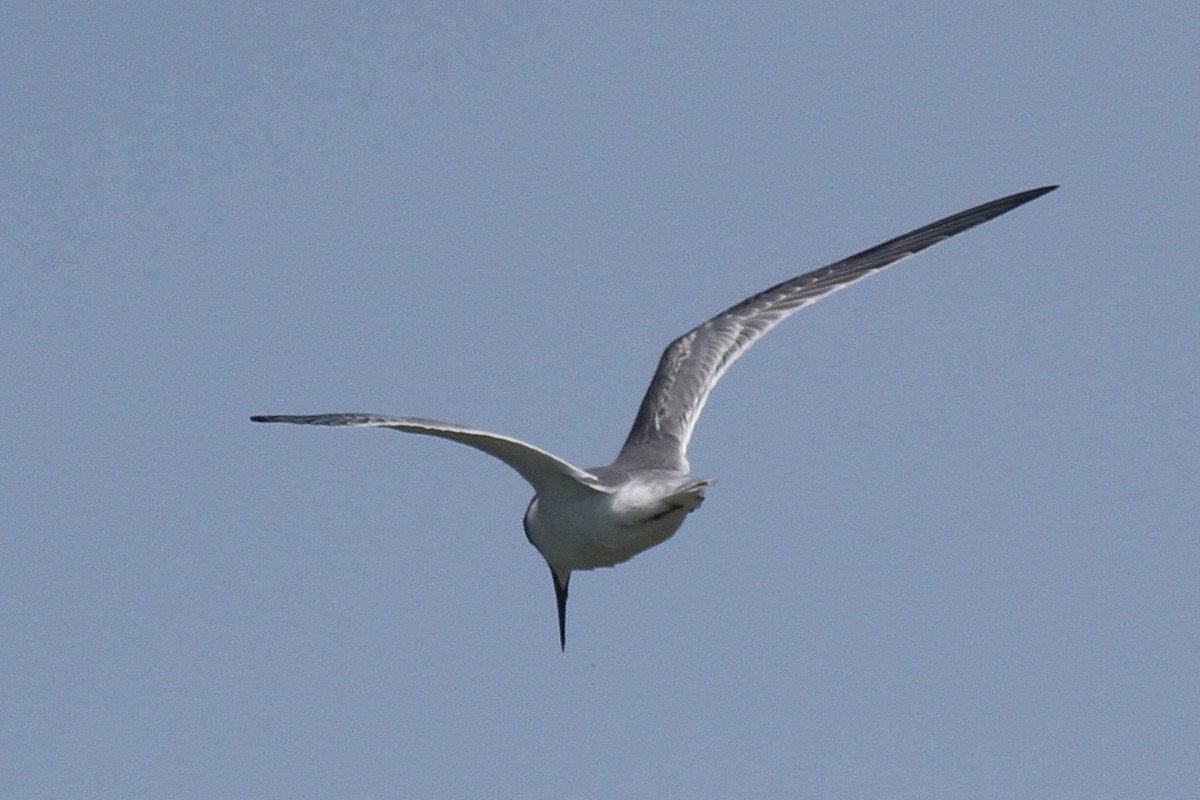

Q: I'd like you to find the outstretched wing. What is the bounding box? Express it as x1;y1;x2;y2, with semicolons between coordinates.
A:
251;413;614;494
617;185;1058;471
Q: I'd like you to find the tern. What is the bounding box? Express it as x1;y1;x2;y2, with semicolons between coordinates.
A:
253;185;1056;649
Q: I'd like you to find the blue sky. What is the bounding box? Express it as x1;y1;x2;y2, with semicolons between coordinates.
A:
3;3;1197;798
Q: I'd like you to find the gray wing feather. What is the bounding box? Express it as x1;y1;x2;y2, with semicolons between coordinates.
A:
617;185;1058;471
251;413;613;493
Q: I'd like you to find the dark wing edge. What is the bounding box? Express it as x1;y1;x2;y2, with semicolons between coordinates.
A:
251;413;613;493
616;185;1058;470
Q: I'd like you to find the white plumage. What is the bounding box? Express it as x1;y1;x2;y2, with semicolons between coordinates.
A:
253;185;1056;649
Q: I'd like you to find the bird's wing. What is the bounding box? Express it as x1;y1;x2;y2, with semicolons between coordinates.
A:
251;413;614;494
616;185;1057;471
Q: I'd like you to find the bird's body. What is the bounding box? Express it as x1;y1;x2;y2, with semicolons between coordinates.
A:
253;185;1056;648
524;467;714;571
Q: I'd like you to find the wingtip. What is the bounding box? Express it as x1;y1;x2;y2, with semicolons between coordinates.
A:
974;184;1058;220
1008;184;1058;205
1020;185;1059;203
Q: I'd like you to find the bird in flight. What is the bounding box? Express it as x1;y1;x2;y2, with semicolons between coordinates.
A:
253;185;1056;649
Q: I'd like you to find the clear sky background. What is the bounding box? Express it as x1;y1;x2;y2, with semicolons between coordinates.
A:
3;3;1197;798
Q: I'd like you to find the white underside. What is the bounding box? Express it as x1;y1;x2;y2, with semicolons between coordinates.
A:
249;413;717;573
524;474;714;572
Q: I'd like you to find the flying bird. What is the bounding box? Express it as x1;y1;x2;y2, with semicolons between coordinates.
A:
253;185;1056;649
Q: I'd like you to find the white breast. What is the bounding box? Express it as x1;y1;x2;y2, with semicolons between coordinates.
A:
524;474;714;572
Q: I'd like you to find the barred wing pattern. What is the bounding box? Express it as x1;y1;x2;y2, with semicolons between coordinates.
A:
617;185;1057;471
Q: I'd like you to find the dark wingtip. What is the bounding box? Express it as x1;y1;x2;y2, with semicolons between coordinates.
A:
996;184;1058;211
996;185;1058;219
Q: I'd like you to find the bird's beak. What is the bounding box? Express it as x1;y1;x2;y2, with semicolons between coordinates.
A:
550;567;570;651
